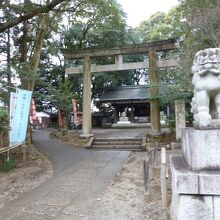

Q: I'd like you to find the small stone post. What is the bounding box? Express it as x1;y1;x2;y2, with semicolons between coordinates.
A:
82;56;92;136
149;50;161;133
175;99;186;140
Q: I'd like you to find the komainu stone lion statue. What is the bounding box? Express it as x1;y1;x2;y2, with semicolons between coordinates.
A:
191;48;220;128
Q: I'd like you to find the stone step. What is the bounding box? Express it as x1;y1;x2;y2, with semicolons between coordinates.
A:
92;144;142;150
90;138;144;151
92;148;142;151
94;138;142;142
93;140;141;145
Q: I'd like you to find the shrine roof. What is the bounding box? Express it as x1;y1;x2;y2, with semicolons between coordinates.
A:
99;85;150;103
99;85;192;103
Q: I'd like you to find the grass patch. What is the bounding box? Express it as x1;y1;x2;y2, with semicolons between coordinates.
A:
0;159;16;172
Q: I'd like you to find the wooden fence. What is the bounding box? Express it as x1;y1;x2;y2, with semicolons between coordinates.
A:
144;142;169;208
0;143;26;162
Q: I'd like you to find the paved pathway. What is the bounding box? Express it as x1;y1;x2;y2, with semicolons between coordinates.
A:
0;130;130;220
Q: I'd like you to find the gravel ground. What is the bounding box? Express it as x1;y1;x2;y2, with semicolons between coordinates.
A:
92;151;171;220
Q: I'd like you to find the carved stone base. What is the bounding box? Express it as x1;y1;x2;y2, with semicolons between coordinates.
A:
171;156;220;220
171;156;220;195
171;193;220;220
193;119;220;129
182;128;220;170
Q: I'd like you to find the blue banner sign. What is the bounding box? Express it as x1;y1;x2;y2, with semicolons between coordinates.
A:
9;89;32;145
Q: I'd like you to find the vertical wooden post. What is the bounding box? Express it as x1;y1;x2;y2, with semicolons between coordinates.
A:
131;105;135;123
149;50;161;133
7;150;10;161
160;147;168;207
113;106;119;123
82;56;92;136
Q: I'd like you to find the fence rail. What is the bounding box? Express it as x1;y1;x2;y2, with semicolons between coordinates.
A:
144;142;158;191
0;142;25;162
0;143;23;154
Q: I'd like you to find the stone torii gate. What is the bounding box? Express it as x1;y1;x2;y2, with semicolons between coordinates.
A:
62;38;178;137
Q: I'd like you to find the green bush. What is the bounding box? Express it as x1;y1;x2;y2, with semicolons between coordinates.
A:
166;115;175;130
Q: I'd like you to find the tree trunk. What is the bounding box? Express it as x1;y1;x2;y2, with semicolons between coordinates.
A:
21;15;48;145
0;132;3;148
22;15;47;91
7;28;11;87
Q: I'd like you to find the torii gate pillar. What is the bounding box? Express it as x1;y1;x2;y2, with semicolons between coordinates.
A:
149;50;161;133
81;56;93;137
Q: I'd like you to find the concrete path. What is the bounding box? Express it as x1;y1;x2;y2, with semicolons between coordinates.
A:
0;130;130;220
32;130;92;175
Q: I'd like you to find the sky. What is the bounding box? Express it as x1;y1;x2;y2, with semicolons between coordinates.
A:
117;0;179;27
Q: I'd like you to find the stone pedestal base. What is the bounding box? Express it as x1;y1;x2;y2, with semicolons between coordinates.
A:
80;133;93;140
117;121;131;124
171;193;220;220
171;156;220;195
182;128;220;170
171;156;220;220
119;116;129;122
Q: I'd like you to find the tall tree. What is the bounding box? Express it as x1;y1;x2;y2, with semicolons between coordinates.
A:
180;0;220;47
134;7;192;106
32;0;128;115
173;0;220;91
0;0;130;140
0;0;67;32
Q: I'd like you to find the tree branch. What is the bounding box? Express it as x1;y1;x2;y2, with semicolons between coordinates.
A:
0;0;66;33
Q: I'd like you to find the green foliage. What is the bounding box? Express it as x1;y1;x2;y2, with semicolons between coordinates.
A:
34;59;64;111
52;80;77;112
166;115;176;130
30;0;131;113
179;0;220;47
0;108;9;133
135;11;181;42
174;0;220;92
14;62;38;85
0;68;10;106
62;0;127;50
5;0;216;116
135;1;220;104
0;159;16;172
134;7;192;102
0;0;67;32
158;83;192;108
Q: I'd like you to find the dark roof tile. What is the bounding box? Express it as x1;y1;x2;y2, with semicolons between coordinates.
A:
99;85;150;102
